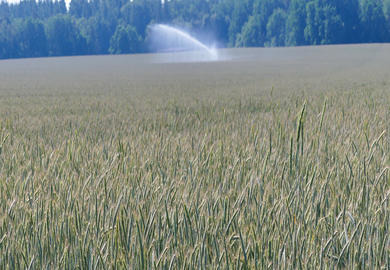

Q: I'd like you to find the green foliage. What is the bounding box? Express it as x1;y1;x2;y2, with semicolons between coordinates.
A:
46;15;87;56
69;0;92;18
285;0;307;46
1;0;390;59
236;15;263;47
304;0;344;45
334;0;360;43
207;3;230;45
109;24;140;54
228;0;253;46
266;8;287;47
79;17;113;54
121;0;151;37
385;0;390;18
360;0;389;42
17;18;47;57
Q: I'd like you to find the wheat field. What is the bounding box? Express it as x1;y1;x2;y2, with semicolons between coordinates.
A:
0;44;389;269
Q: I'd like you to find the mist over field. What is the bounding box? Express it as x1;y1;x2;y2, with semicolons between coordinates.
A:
0;44;389;268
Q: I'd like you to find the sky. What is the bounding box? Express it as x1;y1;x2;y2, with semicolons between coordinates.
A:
2;0;161;8
4;0;72;7
3;0;161;4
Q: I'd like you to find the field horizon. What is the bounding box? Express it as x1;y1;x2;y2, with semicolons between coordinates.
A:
0;44;389;268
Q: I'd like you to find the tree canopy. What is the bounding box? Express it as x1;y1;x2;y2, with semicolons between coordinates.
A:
0;0;389;59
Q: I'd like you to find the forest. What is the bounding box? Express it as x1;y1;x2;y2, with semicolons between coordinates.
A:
1;0;390;59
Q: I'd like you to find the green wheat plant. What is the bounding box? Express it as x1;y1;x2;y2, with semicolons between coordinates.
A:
0;45;389;269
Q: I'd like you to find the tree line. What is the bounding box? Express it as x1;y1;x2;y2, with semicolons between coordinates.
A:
1;0;390;59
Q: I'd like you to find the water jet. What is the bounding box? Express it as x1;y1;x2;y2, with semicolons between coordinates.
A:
148;24;218;62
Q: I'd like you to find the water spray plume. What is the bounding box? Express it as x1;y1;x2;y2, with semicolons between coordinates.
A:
148;24;218;62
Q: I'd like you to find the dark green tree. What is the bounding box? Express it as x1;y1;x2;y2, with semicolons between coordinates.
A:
121;0;151;38
228;0;252;46
46;15;87;56
304;1;319;44
109;24;140;54
17;18;48;57
70;0;92;18
285;0;306;46
0;19;12;59
236;15;262;47
2;0;390;60
333;0;360;43
266;8;287;46
304;0;343;45
81;17;112;54
360;0;388;42
207;1;230;45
